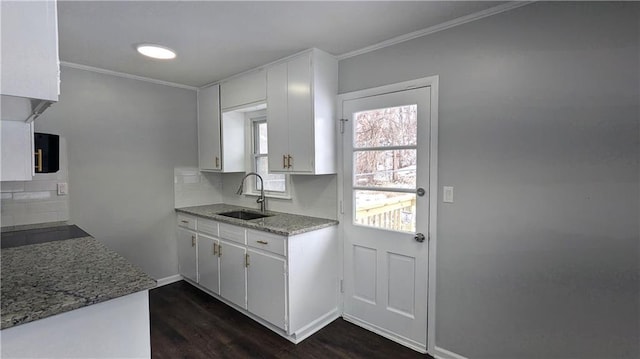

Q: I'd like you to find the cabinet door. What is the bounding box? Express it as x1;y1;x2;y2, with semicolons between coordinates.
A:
1;0;58;101
286;53;314;173
220;69;266;110
197;234;220;294
177;227;197;282
0;121;33;181
219;240;247;309
266;61;290;173
247;249;287;330
198;84;222;171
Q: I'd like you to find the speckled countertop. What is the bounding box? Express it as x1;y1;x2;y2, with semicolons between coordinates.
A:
1;236;156;330
175;204;338;236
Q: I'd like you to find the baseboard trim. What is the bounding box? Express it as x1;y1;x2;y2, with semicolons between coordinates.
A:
432;346;469;359
155;275;183;287
291;309;340;343
342;314;427;354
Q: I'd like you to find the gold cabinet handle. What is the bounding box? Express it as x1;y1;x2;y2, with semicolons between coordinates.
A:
218;244;222;257
215;156;220;168
287;155;293;169
191;235;196;247
245;253;250;267
283;154;287;169
34;149;43;172
180;220;189;224
256;240;268;245
213;242;218;256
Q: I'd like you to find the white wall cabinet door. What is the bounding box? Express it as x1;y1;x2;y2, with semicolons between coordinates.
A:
1;0;59;102
266;49;337;175
177;227;198;283
266;62;289;173
220;69;266;110
219;240;247;309
0;121;34;181
286;53;314;173
197;234;220;295
247;249;287;330
198;84;221;171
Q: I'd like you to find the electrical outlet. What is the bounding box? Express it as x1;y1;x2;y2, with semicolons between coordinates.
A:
443;186;454;203
57;182;68;195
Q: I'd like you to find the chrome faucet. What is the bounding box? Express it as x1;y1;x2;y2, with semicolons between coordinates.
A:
236;172;266;213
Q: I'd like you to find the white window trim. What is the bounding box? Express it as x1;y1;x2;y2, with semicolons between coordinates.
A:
243;110;292;200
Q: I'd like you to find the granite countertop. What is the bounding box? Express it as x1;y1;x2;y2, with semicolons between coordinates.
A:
175;204;338;236
1;236;156;330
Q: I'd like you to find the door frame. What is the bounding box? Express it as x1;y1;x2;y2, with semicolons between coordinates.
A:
336;76;439;355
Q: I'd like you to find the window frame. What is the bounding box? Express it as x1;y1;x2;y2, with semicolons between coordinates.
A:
244;112;291;199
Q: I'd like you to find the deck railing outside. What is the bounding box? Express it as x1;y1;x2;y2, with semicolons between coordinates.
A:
355;193;416;232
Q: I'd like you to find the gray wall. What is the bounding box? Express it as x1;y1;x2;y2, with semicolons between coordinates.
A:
37;67;198;280
339;2;639;358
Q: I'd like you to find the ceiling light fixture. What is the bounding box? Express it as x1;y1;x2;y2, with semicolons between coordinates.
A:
136;44;176;60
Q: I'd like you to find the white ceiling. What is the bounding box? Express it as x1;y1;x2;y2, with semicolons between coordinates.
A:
58;1;506;88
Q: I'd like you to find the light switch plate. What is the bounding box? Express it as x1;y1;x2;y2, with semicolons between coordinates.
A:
57;182;68;195
443;186;454;203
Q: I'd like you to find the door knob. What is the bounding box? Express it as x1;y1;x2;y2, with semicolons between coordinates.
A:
414;233;426;243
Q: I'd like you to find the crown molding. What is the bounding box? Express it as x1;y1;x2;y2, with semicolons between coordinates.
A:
60;62;198;91
337;1;535;60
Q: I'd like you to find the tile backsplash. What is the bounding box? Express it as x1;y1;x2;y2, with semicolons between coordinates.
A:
1;137;69;228
174;167;223;208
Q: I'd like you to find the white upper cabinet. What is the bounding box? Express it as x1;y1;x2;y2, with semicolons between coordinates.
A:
1;0;59;122
0;121;34;181
198;84;222;171
267;49;337;174
220;69;266;110
198;84;245;173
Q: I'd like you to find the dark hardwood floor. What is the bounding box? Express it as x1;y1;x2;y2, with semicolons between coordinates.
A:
150;281;433;359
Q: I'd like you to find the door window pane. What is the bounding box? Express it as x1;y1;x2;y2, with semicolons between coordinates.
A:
354;105;417;148
354;150;416;189
354;190;416;233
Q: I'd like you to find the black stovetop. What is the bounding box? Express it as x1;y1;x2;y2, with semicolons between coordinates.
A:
1;225;91;249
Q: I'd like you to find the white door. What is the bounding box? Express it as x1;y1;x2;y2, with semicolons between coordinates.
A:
342;86;431;352
247;249;287;330
198;84;221;171
177;228;197;282
197;234;220;294
219;240;247;309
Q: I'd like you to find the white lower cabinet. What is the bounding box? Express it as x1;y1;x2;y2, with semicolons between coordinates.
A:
175;213;338;343
197;234;220;294
247;249;287;330
219;239;247;309
176;227;197;283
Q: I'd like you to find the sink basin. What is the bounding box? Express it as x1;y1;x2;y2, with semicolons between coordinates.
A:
218;210;272;220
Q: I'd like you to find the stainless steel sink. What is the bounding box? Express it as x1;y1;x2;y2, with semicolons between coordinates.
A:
218;210;272;220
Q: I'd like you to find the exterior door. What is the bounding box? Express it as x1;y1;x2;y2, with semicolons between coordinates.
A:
342;86;431;352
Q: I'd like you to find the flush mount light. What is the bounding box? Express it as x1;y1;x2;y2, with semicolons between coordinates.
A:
136;44;176;60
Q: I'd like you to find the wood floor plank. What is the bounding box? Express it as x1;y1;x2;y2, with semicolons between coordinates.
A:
150;281;432;359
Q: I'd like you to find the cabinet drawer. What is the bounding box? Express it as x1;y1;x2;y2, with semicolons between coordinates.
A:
198;218;219;237
247;230;286;256
219;223;246;244
177;214;196;231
